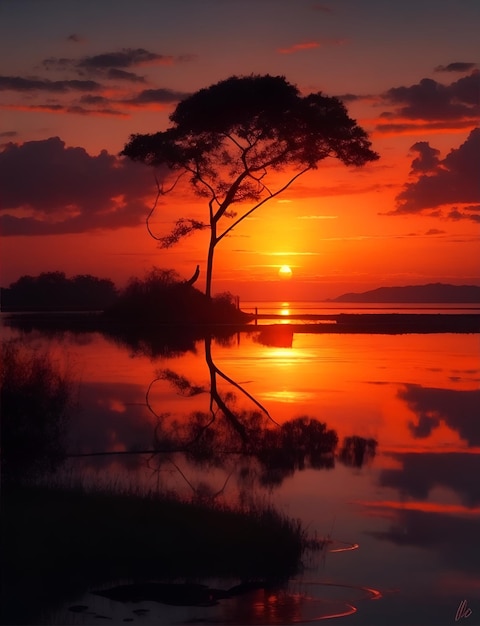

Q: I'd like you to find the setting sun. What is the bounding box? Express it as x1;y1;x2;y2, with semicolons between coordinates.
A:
278;265;293;280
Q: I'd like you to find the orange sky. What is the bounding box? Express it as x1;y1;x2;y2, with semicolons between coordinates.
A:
1;0;479;300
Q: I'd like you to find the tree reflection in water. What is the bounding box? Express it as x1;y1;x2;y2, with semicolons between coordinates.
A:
4;317;378;496
141;333;377;501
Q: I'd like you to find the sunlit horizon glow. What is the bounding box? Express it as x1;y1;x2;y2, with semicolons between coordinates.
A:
0;0;479;299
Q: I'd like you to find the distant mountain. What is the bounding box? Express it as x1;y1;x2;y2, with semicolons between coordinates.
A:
328;283;480;303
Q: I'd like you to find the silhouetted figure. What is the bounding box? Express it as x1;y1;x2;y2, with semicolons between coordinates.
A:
185;265;200;286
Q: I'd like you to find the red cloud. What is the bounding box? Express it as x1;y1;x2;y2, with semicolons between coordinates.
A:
278;38;345;54
277;41;320;54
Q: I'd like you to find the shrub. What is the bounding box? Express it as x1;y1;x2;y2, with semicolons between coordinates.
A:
0;340;75;483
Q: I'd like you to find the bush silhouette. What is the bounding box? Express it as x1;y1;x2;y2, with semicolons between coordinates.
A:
1;341;75;483
106;267;248;324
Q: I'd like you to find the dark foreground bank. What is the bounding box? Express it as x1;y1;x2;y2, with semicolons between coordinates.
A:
1;484;312;625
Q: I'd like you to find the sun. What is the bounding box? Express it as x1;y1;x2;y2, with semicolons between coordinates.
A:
278;265;293;280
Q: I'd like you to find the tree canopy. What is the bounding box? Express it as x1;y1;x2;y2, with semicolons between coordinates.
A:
122;74;379;299
1;271;118;311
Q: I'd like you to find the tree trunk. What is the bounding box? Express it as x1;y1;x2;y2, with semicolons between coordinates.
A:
205;224;216;300
204;336;248;443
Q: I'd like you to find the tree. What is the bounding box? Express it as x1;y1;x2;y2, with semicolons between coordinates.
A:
1;272;118;311
122;74;379;299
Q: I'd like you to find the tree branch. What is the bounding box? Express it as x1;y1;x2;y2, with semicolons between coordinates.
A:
159;218;208;248
217;166;311;243
146;171;187;242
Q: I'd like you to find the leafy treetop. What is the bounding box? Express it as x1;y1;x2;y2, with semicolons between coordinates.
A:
122;74;379;297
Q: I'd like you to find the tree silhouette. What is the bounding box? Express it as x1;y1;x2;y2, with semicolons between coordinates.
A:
1;271;118;311
122;74;379;299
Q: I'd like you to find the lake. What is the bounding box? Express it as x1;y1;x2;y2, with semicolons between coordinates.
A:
1;306;479;625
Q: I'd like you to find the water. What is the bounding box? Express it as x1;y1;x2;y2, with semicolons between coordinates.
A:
2;308;479;625
241;300;480;317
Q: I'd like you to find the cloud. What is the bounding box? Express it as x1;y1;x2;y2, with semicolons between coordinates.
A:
389;128;480;219
78;48;174;69
123;87;190;106
42;47;188;82
370;507;480;575
435;62;477;73
337;93;372;103
397;383;480;446
424;228;445;235
1;102;128;117
379;71;479;124
408;141;441;173
374;120;476;135
68;381;154;456
67;33;86;44
104;68;146;83
447;205;480;223
0;137;160;235
0;45;196;119
278;42;320;54
379;452;480;508
0;75;101;93
277;38;344;54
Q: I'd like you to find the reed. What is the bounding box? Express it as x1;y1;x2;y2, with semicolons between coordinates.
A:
1;482;310;624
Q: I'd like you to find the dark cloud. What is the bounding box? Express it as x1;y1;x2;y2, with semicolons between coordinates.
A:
447;205;480;223
5;102;127;117
105;68;146;83
379;71;479;124
435;62;477;73
67;33;86;44
397;383;480;445
79;94;110;105
337;93;363;102
408;141;440;173
389;128;480;218
124;87;190;106
424;228;445;235
42;59;146;84
0;131;19;150
370;508;480;575
69;381;154;456
42;47;182;81
42;57;73;70
373;451;480;574
78;48;173;69
1;47;193;117
375;119;476;134
0;137;160;235
380;452;480;508
66;104;126;116
0;75;101;93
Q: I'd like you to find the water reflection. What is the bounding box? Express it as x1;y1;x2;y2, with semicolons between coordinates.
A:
379;452;480;507
399;383;480;444
126;333;377;498
2;318;479;624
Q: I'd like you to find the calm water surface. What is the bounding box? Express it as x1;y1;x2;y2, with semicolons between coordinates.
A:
3;313;480;625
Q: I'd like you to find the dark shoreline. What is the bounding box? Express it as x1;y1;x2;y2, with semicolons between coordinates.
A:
258;313;480;334
2;311;479;335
